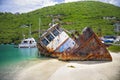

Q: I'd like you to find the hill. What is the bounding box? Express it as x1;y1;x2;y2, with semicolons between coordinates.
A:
0;1;120;44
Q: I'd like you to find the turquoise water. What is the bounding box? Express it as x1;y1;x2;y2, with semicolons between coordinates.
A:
0;44;38;67
0;45;48;80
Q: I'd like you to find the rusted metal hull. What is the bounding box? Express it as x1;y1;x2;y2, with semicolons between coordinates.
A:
37;27;112;61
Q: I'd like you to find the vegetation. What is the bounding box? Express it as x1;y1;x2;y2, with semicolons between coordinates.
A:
108;45;120;52
0;1;120;44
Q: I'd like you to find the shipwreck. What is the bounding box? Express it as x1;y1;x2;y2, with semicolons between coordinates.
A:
37;23;112;61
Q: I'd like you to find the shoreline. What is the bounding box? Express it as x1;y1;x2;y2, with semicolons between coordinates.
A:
0;52;120;80
49;52;120;80
13;59;67;80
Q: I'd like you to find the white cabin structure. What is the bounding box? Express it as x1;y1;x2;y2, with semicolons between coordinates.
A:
18;38;36;48
39;23;76;52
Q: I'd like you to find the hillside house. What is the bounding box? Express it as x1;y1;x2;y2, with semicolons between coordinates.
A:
114;21;120;32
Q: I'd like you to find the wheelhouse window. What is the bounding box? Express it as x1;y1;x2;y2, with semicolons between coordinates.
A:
56;26;63;32
41;38;49;46
52;29;59;36
46;33;54;42
23;41;28;43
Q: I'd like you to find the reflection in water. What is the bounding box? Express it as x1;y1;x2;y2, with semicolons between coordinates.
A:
18;48;38;59
0;45;38;66
0;45;39;80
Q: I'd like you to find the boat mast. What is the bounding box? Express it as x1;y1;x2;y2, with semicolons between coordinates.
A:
20;24;26;39
39;18;41;37
29;24;32;38
22;30;25;39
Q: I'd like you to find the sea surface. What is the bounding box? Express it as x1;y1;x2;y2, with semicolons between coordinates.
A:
0;44;38;67
0;44;41;80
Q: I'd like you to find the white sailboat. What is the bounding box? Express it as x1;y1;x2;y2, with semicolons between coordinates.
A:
18;24;37;48
18;37;36;48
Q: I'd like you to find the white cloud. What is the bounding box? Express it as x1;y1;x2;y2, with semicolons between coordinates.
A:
13;0;58;6
65;0;99;3
13;0;58;13
0;0;120;13
65;0;120;7
0;0;58;13
65;0;82;3
99;0;120;6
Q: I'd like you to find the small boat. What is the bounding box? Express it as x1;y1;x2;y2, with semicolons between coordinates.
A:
18;38;36;48
37;23;112;61
18;24;37;48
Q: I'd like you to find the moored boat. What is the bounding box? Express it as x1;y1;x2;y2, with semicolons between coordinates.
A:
18;24;37;48
18;38;36;48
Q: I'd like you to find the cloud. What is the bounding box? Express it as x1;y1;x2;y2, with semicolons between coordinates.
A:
0;0;58;13
99;0;120;7
65;0;82;3
0;0;120;13
65;0;120;7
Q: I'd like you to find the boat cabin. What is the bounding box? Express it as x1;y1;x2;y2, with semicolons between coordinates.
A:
19;38;36;48
37;23;112;61
39;23;76;52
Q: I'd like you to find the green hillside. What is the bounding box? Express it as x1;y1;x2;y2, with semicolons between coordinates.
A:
0;1;120;44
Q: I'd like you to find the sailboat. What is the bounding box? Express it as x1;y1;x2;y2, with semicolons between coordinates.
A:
18;24;37;48
18;38;36;48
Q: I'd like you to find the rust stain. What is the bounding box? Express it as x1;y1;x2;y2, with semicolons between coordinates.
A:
37;27;112;61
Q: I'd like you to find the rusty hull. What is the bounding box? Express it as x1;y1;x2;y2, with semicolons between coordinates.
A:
37;27;112;61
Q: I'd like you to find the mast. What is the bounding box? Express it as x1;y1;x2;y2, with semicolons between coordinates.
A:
29;24;32;38
22;30;25;39
39;18;41;38
20;24;26;39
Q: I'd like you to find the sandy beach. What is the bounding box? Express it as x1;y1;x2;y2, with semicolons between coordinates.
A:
49;52;120;80
1;52;120;80
13;59;67;80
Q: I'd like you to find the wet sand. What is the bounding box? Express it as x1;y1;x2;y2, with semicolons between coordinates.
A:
0;52;120;80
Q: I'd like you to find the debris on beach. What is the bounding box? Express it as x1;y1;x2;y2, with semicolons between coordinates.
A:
37;23;112;61
67;65;75;68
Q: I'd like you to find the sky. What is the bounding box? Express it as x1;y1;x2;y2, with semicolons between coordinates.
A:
0;0;120;13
